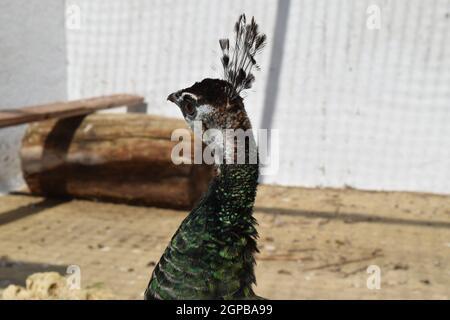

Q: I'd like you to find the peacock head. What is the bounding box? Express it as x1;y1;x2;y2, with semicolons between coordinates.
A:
167;14;266;136
167;78;251;132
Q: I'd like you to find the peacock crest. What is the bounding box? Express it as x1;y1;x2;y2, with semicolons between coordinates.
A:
219;14;267;99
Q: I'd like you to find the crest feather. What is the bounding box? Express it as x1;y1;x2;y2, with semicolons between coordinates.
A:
219;14;266;98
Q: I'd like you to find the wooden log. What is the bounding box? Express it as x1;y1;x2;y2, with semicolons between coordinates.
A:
0;94;144;129
20;113;213;210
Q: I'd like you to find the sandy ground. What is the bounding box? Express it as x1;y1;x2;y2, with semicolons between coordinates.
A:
0;185;449;299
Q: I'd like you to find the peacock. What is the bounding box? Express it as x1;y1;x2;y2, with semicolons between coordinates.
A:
145;14;267;300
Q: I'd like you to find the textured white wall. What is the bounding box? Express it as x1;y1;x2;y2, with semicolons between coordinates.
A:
268;0;450;193
66;0;277;124
0;0;67;193
66;0;450;195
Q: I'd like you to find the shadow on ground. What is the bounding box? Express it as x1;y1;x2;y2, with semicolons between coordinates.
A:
0;256;67;288
0;197;68;226
254;206;450;229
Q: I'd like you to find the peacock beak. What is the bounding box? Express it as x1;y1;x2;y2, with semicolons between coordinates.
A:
167;92;181;105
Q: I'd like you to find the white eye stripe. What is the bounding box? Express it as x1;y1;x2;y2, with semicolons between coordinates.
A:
181;92;198;101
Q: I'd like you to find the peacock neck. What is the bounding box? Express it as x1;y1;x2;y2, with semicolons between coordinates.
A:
215;161;259;213
169;126;260;298
203;131;260;225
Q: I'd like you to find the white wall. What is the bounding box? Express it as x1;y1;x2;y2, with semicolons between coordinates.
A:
66;0;450;195
1;0;448;195
0;0;67;193
66;0;276;123
269;0;450;193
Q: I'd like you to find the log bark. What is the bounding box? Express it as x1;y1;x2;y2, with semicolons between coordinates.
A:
20;113;213;210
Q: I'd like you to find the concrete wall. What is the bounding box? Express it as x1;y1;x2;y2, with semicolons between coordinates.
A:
0;0;67;193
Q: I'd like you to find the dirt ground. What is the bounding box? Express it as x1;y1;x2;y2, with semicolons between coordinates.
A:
0;185;449;299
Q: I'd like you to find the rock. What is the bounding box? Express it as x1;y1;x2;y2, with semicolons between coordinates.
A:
3;285;31;300
2;272;115;300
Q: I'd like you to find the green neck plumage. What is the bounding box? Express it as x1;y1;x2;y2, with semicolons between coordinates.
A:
204;135;260;224
145;133;261;300
214;161;259;216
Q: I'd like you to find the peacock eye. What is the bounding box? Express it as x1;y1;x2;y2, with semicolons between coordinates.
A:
184;101;196;116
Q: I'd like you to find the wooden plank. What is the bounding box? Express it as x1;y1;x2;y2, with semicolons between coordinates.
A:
0;94;144;129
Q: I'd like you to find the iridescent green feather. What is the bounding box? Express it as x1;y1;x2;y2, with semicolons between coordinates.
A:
144;162;261;300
